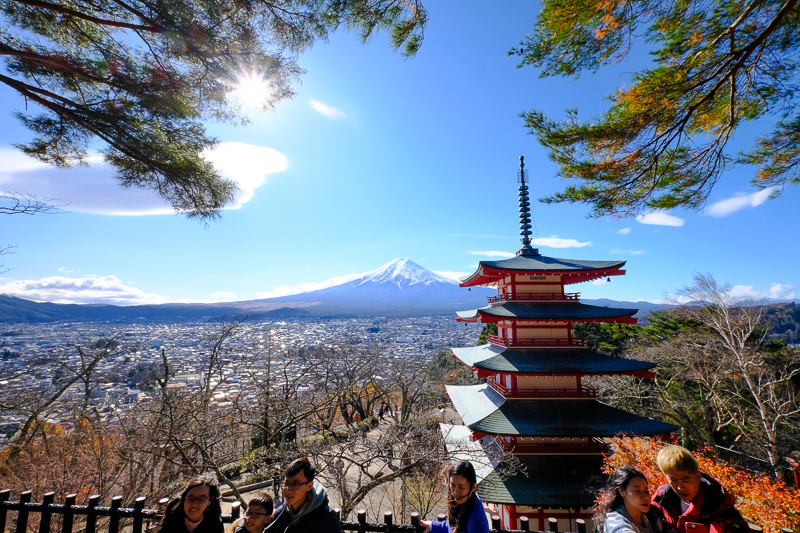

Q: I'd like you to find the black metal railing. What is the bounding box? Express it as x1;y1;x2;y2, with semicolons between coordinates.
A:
0;491;592;533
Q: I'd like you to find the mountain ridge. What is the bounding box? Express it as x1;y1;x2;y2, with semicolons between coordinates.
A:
0;258;729;324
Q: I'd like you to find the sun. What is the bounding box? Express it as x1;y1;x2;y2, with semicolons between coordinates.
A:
229;71;272;111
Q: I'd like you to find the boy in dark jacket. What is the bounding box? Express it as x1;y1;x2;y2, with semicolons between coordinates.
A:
264;457;341;533
651;445;748;533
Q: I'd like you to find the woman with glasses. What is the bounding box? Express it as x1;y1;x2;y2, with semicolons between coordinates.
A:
233;493;274;533
159;473;224;533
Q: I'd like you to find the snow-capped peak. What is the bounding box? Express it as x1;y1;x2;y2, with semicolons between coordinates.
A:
359;258;456;287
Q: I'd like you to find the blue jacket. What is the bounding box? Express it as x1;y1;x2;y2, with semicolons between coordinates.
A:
430;495;489;533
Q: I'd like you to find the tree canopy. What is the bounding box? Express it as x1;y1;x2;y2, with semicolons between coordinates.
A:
0;0;426;219
515;0;800;217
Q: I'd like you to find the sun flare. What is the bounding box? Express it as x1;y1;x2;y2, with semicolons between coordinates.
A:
230;71;272;111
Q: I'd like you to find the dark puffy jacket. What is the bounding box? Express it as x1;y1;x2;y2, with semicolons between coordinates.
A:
264;482;341;533
651;473;748;533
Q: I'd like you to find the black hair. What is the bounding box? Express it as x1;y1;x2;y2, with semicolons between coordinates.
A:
285;456;315;482
159;473;222;532
593;465;648;529
247;492;274;516
446;461;478;533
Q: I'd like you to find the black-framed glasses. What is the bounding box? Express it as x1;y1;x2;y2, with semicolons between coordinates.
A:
282;480;311;490
245;511;268;518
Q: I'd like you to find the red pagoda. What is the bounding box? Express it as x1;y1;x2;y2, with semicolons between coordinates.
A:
441;156;676;531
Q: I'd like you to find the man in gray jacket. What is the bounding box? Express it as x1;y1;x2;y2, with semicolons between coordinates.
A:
264;457;341;533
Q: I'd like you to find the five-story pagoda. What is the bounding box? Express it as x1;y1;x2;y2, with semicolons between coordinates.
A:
441;157;676;531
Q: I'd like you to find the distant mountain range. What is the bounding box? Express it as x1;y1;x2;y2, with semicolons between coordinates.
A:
1;258;667;324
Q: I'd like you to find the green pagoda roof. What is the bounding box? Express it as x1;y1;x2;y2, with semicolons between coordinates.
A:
451;344;656;375
482;255;624;272
447;384;678;437
477;455;605;507
456;302;638;322
460;255;627;287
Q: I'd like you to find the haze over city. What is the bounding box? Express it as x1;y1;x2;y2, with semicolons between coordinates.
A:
1;0;797;307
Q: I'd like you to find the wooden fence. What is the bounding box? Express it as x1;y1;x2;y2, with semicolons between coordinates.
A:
0;490;588;533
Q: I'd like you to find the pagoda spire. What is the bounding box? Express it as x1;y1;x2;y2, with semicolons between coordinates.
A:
517;155;539;256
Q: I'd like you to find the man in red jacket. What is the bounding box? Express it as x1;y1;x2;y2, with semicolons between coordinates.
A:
651;445;748;533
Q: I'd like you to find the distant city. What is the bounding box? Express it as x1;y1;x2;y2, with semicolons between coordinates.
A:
0;315;483;440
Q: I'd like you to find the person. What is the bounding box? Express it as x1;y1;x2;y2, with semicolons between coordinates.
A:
159;473;224;533
232;492;274;533
422;461;489;533
595;465;673;533
264;457;341;533
651;445;748;533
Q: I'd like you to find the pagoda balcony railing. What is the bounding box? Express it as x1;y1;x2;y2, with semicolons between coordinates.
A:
487;379;597;399
487;292;579;304
499;441;607;454
487;335;586;348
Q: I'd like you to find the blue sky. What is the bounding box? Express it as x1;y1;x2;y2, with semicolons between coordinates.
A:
1;1;798;306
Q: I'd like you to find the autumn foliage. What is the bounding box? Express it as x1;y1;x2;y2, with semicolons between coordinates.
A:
602;437;800;533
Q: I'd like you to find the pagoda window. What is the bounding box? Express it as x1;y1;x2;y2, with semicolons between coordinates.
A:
516;375;577;391
516;327;569;340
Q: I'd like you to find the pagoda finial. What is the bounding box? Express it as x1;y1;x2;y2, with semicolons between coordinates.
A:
517;155;539;256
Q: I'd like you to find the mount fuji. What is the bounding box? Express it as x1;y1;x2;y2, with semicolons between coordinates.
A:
0;259;497;323
240;258;495;316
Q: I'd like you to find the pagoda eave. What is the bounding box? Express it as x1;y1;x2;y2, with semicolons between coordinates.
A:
451;345;658;376
459;264;627;288
456;303;638;323
477;455;604;508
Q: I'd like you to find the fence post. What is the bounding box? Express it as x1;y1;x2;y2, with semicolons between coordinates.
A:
548;517;559;533
490;514;501;531
357;509;366;533
84;494;100;533
108;495;123;533
519;516;529;531
61;493;77;533
15;490;32;533
0;489;11;533
410;512;421;531
230;501;241;520
39;492;56;533
384;511;393;526
132;496;146;533
576;518;587;533
334;508;341;522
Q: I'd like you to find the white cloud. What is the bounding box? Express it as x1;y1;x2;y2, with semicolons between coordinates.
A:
0;275;168;305
531;237;591;248
210;291;236;301
704;187;778;217
310;100;346;119
470;251;515;258
610;248;646;256
433;271;471;283
636;212;685;227
255;271;368;299
617;228;631;235
729;283;796;301
58;267;75;273
659;282;796;304
0;142;287;216
592;279;609;286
